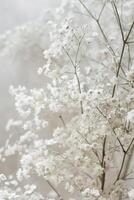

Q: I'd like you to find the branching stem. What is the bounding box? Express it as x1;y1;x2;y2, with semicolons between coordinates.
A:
114;138;134;184
63;34;85;114
112;21;134;97
46;179;64;200
101;136;107;191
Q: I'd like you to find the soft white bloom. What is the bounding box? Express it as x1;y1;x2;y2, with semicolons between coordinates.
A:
127;110;134;123
0;174;7;182
6;119;22;131
128;189;134;200
127;69;134;82
82;188;100;198
0;0;134;199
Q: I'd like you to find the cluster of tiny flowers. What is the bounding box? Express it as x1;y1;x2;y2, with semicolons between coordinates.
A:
0;173;43;200
0;0;134;199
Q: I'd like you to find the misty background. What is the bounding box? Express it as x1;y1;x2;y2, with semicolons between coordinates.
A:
0;0;61;145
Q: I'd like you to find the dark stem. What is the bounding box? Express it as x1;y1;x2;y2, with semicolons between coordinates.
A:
112;42;126;97
63;34;85;114
101;136;107;191
46;179;64;200
78;0;116;58
111;1;124;41
114;152;126;184
112;21;134;97
59;115;66;127
114;138;134;184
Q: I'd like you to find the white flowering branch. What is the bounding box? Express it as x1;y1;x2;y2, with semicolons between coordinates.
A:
1;0;134;199
63;35;84;114
78;0;116;58
114;137;134;184
46;179;64;200
112;19;134;97
101;135;107;191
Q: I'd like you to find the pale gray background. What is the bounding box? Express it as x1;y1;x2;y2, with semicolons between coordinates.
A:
0;0;60;144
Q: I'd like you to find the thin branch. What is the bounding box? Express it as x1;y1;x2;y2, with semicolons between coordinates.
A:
112;42;125;97
114;138;134;184
78;0;96;20
77;130;101;164
127;41;134;44
111;1;124;41
101;136;107;191
126;138;134;153
114;152;126;184
112;20;134;96
112;128;126;153
125;21;134;42
96;106;107;119
98;1;106;21
63;46;75;67
46;179;64;200
124;177;134;180
122;145;134;179
127;43;132;70
75;33;85;65
59;115;66;127
123;170;134;179
97;108;134;185
96;106;125;153
78;0;116;58
63;34;85;114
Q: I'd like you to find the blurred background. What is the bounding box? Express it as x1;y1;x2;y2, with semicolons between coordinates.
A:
0;0;60;32
0;0;61;145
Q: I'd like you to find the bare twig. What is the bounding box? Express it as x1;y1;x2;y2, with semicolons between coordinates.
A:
112;20;134;97
59;115;66;127
96;107;125;153
114;138;134;184
98;1;106;21
111;1;124;41
101;136;107;191
46;179;64;200
63;34;85;114
78;0;116;58
77;130;101;164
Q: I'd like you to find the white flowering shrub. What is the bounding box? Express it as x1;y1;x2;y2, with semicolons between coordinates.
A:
1;0;134;199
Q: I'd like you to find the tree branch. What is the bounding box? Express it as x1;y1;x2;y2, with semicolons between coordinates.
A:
101;136;107;191
63;34;85;114
111;1;124;41
46;179;64;200
114;138;134;184
112;20;134;97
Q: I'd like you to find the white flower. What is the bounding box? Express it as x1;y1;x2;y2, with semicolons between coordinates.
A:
90;188;100;197
82;188;100;198
65;182;74;193
82;188;91;197
128;189;134;200
37;67;43;75
1;0;134;199
0;174;7;182
6;119;22;131
127;69;134;82
24;184;37;195
110;77;118;85
127;110;134;123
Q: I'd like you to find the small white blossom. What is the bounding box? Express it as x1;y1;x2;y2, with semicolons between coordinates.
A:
127;110;134;123
128;189;134;200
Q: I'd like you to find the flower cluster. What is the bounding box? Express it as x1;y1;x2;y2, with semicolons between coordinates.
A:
0;0;134;199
